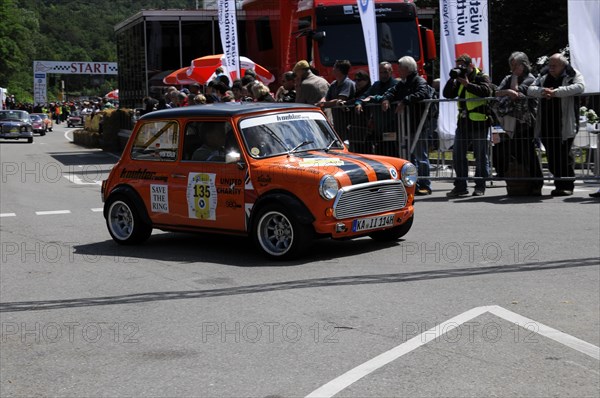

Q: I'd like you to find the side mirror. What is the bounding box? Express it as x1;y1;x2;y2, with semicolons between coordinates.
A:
311;31;326;43
225;151;241;164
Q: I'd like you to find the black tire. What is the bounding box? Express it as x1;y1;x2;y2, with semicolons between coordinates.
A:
105;194;152;245
369;215;413;242
40;131;46;136
27;137;33;143
253;203;313;260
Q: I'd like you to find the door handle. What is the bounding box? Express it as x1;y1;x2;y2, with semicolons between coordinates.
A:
171;173;186;179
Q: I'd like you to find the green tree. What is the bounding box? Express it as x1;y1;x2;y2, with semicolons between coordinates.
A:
0;0;39;102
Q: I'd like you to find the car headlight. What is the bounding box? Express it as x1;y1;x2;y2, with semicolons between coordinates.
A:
319;175;339;200
401;162;418;187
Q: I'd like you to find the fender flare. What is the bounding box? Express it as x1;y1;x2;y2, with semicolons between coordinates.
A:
103;184;152;226
251;192;315;227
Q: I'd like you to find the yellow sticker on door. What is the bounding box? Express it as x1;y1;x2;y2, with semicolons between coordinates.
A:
187;172;217;220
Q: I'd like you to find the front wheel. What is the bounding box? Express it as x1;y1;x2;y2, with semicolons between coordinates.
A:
369;215;413;242
253;204;313;260
27;137;33;143
106;195;152;245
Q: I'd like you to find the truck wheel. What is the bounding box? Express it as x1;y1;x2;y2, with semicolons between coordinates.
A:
106;195;152;245
253;204;312;259
369;216;413;242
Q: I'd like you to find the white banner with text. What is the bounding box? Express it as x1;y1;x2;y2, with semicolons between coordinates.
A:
218;0;241;82
438;0;489;149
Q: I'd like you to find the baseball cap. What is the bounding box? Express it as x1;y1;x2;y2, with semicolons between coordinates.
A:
293;60;310;73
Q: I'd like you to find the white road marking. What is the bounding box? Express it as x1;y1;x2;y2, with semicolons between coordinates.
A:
2;209;104;217
35;210;71;215
306;305;600;398
487;305;599;360
541;186;593;193
63;174;102;185
64;130;73;142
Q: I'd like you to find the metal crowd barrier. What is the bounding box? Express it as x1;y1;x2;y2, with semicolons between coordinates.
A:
326;93;600;182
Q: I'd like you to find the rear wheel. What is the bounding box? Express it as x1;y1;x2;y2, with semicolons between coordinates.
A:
369;215;413;241
253;204;312;260
106;195;152;245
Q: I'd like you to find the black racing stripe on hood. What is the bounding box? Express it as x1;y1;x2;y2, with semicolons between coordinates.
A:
331;151;392;181
295;152;369;185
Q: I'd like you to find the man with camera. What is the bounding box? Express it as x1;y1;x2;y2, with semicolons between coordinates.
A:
443;53;493;197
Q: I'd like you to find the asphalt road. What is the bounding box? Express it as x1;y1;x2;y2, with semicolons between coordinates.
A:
1;123;599;397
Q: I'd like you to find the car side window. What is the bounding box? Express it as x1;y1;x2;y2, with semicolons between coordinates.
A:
130;121;179;161
183;121;239;162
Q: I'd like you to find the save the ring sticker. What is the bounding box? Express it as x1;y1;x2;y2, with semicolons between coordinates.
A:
187;172;217;220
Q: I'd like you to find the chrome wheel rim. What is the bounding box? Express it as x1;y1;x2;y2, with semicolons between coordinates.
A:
257;211;293;256
108;200;134;240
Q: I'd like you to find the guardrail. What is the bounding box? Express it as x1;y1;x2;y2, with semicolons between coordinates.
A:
326;93;600;182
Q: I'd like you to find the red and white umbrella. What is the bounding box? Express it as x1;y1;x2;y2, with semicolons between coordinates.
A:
162;67;198;86
186;54;274;85
104;89;119;100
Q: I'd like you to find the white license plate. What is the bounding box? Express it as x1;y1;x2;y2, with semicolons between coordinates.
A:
352;214;394;232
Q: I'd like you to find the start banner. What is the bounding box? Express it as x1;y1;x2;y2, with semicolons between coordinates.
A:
33;61;118;75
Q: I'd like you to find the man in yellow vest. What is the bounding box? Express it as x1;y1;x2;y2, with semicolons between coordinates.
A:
443;53;493;197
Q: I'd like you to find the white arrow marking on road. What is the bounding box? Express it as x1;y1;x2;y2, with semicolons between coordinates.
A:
306;305;600;398
0;213;16;217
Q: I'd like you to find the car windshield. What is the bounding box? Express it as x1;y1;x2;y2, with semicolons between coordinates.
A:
30;115;42;121
317;20;420;66
0;111;30;123
239;111;342;158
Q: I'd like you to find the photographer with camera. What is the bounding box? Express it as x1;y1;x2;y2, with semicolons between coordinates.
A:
443;53;493;197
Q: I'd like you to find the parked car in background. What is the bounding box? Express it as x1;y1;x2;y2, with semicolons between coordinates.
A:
29;114;47;136
0;110;34;143
102;103;417;259
31;113;53;132
67;111;85;128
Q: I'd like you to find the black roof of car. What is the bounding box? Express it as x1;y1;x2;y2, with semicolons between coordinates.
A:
139;102;319;121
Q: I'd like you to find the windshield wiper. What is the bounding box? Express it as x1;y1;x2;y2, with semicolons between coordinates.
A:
288;140;314;155
324;138;340;152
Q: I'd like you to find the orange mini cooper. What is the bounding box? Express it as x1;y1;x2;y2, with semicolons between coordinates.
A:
102;103;416;259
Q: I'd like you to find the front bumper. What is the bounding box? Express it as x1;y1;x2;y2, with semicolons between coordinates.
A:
313;206;414;238
0;131;33;139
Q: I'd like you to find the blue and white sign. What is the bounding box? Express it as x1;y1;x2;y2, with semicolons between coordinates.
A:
357;0;379;82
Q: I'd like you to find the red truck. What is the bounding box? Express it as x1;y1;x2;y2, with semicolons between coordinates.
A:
242;0;436;84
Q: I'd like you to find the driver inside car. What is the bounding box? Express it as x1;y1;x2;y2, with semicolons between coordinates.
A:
192;124;226;162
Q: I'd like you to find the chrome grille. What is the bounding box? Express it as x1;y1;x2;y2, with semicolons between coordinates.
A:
333;180;407;219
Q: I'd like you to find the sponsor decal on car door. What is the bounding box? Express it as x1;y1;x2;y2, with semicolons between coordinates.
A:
170;163;246;231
